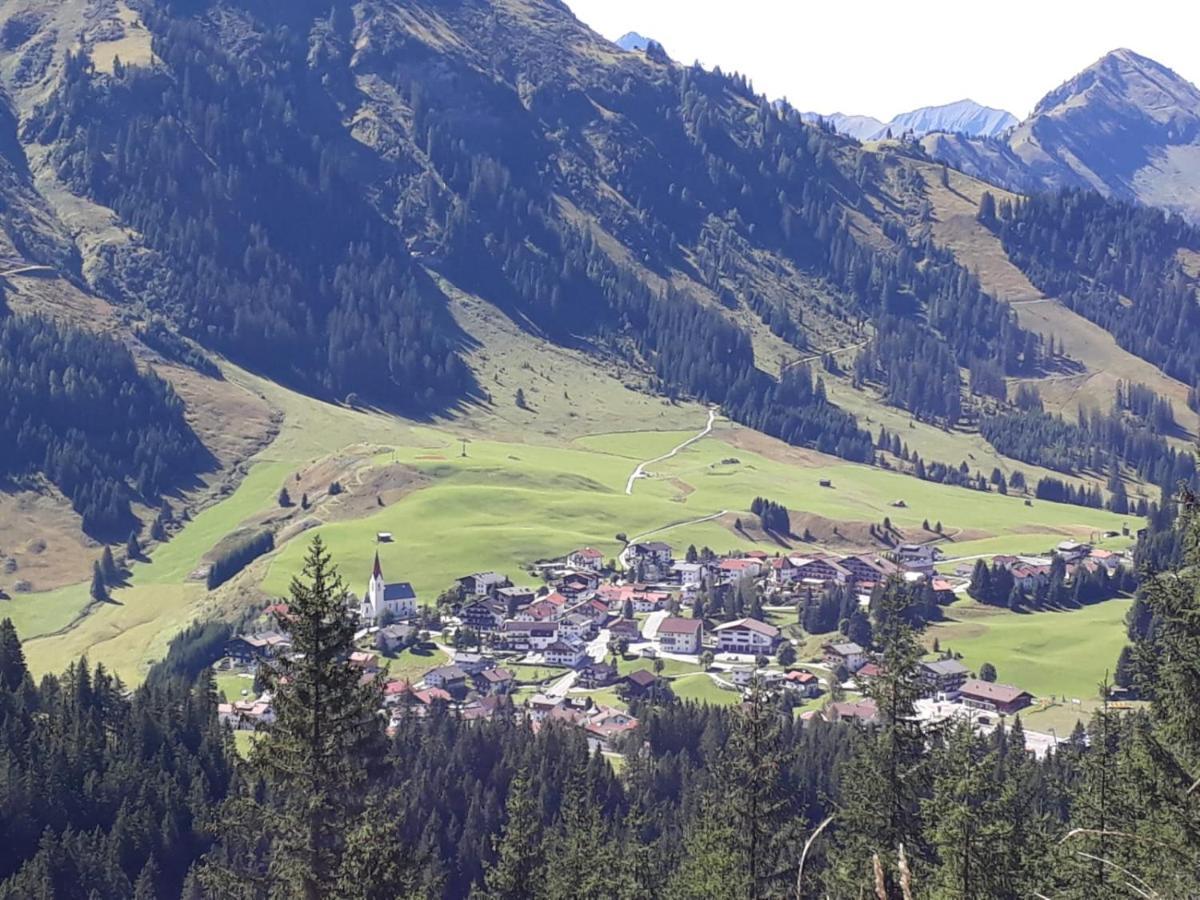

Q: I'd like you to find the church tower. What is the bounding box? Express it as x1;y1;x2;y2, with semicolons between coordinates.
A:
363;552;386;623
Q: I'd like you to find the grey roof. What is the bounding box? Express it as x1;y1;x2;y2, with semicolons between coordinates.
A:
921;659;969;676
383;582;416;601
826;642;865;656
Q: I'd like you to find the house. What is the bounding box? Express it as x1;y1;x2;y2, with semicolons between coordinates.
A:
1055;541;1091;563
730;667;783;689
225;631;291;663
567;597;610;625
423;665;468;690
544;640;588;668
822;641;868;673
459;694;513;721
349;650;381;674
359;554;417;625
855;662;884;681
783;669;823;698
825;699;878;724
475;667;515;695
496;586;537;610
567;547;605;571
656;617;704;654
631;590;671;613
452;652;494;676
791;557;851;586
840;554;901;586
584;708;638;748
218;695;276;730
460;598;507;633
717;558;762;581
622;668;659;698
769;557;798;584
714;618;781;655
518;598;567;623
526;693;565;722
958;679;1033;715
608;618;641;641
558;612;597;641
893;543;941;575
628;541;673;578
578;661;619;688
672;562;705;587
559;571;598;598
501;621;559;651
458;571;511;597
919;659;970;696
374;623;416;654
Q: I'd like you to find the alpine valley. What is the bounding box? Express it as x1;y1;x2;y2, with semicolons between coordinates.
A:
0;1;1199;897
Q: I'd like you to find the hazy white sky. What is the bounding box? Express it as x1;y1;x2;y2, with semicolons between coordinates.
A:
566;0;1200;121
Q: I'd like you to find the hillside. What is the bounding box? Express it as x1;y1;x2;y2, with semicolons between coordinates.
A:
0;0;1193;679
807;99;1017;141
925;48;1200;222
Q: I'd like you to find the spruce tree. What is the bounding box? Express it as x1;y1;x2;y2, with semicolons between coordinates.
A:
90;561;108;603
126;530;141;561
484;768;544;900
204;536;386;899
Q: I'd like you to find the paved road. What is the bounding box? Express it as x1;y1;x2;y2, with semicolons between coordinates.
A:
641;609;669;641
546;671;578;698
625;408;716;494
586;628;610;663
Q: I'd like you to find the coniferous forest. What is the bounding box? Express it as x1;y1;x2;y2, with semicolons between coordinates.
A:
0;304;207;538
0;525;1197;898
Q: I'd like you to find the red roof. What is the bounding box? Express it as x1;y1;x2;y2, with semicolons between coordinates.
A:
657;617;702;636
572;547;603;559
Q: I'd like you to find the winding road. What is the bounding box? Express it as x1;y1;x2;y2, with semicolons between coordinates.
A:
625;408;717;494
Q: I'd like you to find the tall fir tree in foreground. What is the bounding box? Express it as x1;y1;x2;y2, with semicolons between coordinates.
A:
203;537;390;899
829;577;932;897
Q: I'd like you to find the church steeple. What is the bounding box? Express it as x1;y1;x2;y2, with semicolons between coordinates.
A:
373;551;383;579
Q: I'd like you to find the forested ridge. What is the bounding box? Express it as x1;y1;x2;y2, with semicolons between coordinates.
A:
0;305;207;538
3;529;1200;898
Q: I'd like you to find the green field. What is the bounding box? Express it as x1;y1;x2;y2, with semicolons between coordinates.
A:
383;645;450;684
924;598;1133;699
671;673;741;706
11;360;1132;700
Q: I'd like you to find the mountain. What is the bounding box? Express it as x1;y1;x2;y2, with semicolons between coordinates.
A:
924;49;1200;221
614;30;668;58
798;111;886;140
888;99;1016;138
803;100;1015;141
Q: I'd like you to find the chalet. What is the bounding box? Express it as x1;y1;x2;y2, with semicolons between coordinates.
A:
460;694;513;722
578;661;618;688
544;640;588;668
855;662;884;681
452;652;494;676
559;571;598;598
475;667;515;695
218;695;276;730
656;617;704;654
515;594;567;622
718;558;762;581
769;556;798;584
495;586;537;609
958;679;1033;715
567;547;605;571
825;699;878;724
374;623;416;654
584;708;638;748
567;596;610;625
783;669;823;698
919;658;970;696
526;693;564;722
631;590;671;613
840;554;901;585
672;562;705;587
628;541;673;578
225;631;291;663
731;667;783;689
382;679;412;707
714;618;780;655
558;612;597;641
1055;541;1091;563
501;621;559;651
348;651;380;674
608;619;641;641
460;599;506;633
791;556;851;586
423;665;468;691
458;571;511;596
822;641;868;672
893;543;941;574
622;668;659;698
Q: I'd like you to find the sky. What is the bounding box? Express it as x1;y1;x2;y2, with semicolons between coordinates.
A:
566;0;1200;122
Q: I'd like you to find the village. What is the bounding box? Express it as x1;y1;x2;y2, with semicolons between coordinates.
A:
215;535;1131;758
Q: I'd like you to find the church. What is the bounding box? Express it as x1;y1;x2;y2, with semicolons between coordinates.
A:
359;552;417;625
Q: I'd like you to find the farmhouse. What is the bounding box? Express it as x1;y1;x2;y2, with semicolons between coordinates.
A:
458;571;511;596
423;665;468;691
544;640;588;668
656;617;703;654
783;669;822;697
893;543;940;574
714;618;780;655
958;679;1033;715
822;641;868;672
475;667;515;695
567;547;605;571
460;599;506;633
374;623;416;654
578;661;618;688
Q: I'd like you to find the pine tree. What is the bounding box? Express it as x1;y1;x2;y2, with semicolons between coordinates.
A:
484;768;544;900
831;577;931;896
90;561;108;603
203;536;387;899
126;530;141;562
100;546;119;582
278;486;292;507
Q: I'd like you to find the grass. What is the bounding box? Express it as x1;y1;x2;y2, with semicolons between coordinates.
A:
615;655;701;678
215;670;256;702
384;645;450;684
508;664;560;685
923;597;1133;699
671;673;742;706
233;730;262;759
